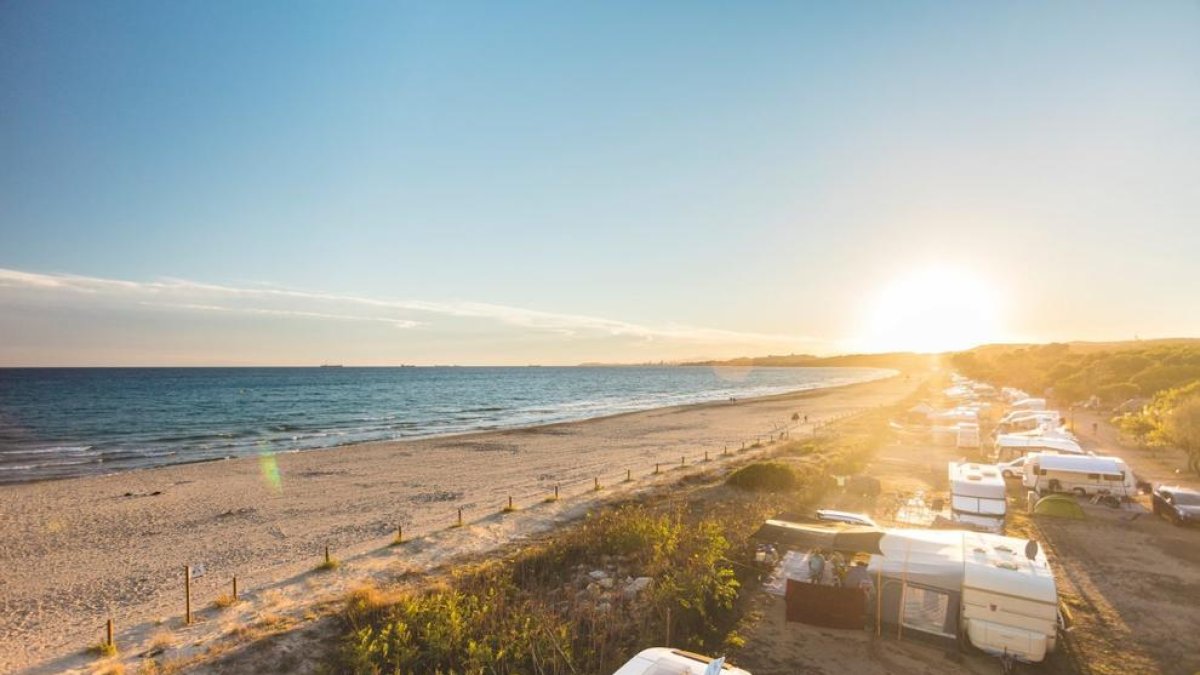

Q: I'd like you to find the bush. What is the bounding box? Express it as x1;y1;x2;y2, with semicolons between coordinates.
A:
725;462;797;492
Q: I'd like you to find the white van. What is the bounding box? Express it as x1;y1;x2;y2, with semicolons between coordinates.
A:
1022;453;1136;497
949;462;1007;532
612;648;750;675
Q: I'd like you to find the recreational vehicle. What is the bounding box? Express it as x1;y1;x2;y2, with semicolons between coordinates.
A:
995;411;1062;435
1010;397;1047;412
1022;453;1136;497
948;462;1006;532
612;648;750;675
993;434;1083;462
868;529;1058;664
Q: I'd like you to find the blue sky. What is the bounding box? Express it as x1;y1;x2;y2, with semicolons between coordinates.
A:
2;1;1198;365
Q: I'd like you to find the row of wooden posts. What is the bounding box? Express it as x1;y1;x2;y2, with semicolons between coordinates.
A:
95;411;874;654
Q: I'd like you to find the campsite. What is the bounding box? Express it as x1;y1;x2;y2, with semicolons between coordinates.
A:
732;374;1200;675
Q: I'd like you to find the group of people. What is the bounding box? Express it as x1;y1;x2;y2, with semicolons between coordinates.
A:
807;548;874;594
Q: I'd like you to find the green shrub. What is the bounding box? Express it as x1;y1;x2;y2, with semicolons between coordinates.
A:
725;462;797;492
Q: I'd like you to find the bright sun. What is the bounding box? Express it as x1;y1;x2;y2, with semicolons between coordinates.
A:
859;267;1006;353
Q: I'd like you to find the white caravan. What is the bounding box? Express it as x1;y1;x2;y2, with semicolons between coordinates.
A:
868;529;1059;664
996;411;1062;434
949;462;1007;532
1022;453;1136;497
1010;398;1047;412
993;434;1083;462
613;648;750;675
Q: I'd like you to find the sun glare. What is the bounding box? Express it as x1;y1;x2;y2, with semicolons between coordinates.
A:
860;267;1005;353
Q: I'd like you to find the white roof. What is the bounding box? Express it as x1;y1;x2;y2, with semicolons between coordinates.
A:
1033;453;1127;475
949;462;1006;496
961;531;1057;604
868;530;1056;604
611;648;751;675
994;434;1082;454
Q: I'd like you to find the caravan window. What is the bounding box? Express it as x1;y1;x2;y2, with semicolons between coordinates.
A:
901;585;954;638
1103;474;1124;482
1087;473;1099;480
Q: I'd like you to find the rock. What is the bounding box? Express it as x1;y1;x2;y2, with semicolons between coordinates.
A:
597;601;612;613
588;569;609;581
598;577;615;589
623;577;653;598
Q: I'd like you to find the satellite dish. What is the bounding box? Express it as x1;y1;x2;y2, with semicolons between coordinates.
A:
1024;539;1039;560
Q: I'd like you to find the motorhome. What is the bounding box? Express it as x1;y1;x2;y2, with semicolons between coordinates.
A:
995;410;1062;435
1010;397;1047;412
993;433;1083;462
948;462;1006;532
1022;453;1136;497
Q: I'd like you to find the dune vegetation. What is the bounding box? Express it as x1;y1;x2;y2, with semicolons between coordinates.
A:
332;410;894;674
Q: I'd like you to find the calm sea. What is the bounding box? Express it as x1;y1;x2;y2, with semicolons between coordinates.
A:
0;366;891;483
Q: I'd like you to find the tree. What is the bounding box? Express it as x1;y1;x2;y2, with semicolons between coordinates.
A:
1162;396;1200;475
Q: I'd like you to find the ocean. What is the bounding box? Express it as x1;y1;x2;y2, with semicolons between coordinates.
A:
0;366;892;483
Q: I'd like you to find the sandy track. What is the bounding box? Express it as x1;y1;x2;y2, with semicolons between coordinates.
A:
0;373;917;673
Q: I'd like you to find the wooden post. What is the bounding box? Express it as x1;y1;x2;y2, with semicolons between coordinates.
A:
457;508;463;527
594;476;600;491
508;495;513;510
554;484;559;500
397;525;403;544
184;566;192;625
626;468;632;482
232;575;238;601
704;450;709;462
680;455;685;467
655;462;660;474
325;545;331;566
106;618;114;647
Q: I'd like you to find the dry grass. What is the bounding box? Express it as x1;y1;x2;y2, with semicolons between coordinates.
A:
314;557;341;572
211;593;238;609
147;630;175;652
93;662;124;675
89;641;118;658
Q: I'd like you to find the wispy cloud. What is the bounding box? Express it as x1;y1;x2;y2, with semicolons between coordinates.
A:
0;267;814;346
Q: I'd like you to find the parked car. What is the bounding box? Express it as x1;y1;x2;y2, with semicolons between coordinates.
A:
1151;485;1200;527
815;509;878;528
997;456;1027;479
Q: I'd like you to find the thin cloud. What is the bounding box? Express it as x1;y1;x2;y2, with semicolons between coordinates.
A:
0;267;816;346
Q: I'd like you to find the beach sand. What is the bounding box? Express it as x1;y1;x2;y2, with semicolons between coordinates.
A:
0;373;919;673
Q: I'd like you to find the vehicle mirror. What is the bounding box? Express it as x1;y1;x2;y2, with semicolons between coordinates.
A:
1024;539;1039;560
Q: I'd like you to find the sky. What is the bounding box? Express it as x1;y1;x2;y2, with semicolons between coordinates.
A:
1;1;1198;366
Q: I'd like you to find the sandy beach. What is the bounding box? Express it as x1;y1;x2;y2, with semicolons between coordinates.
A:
0;373;918;673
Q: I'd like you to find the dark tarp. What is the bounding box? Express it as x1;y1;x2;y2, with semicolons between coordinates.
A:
785;579;867;629
753;519;884;554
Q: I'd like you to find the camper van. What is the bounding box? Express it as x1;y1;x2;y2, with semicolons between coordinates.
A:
948;463;1006;532
992;433;1083;462
995;411;1062;435
1022;453;1136;497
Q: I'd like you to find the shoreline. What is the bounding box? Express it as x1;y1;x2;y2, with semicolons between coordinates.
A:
2;368;896;486
1;372;917;673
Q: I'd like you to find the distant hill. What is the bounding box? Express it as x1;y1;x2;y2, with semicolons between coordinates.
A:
680;352;938;372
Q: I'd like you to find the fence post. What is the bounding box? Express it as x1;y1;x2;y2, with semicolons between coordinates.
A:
325;545;331;566
184;566;192;625
655;462;660;474
554;484;559;500
106;618;114;648
704;450;709;462
680;455;685;467
232;575;238;601
594;476;600;491
457;508;463;527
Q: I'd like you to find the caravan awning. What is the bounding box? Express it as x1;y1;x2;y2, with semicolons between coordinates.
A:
752;519;884;554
